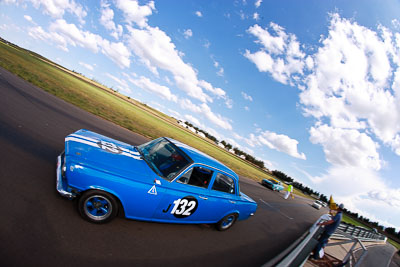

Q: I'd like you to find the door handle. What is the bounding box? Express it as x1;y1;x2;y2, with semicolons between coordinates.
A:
199;196;208;200
229;200;236;204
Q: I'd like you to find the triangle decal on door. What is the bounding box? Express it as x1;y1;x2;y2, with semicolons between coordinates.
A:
147;185;157;195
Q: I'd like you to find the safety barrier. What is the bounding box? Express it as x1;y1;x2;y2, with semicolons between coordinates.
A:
263;214;387;267
332;222;386;242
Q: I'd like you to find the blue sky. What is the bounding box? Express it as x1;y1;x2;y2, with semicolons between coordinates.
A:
1;0;400;231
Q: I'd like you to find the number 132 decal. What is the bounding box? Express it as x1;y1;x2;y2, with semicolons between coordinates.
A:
170;196;198;218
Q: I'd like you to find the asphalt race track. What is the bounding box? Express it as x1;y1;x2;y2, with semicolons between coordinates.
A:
0;67;327;267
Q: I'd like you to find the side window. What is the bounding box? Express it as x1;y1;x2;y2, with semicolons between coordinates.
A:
212;173;235;194
177;166;213;189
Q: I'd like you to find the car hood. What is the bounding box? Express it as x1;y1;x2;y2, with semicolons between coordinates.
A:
65;129;152;180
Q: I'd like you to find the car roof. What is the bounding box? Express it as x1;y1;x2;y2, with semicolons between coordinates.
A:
166;137;238;179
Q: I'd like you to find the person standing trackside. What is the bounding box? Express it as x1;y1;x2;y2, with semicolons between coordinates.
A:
312;203;344;259
284;184;293;199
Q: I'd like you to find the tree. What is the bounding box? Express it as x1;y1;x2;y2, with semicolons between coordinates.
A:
385;227;397;236
319;194;328;203
271;170;293;183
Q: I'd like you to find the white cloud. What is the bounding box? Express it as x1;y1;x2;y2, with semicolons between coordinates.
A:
100;39;131;69
257;131;306;160
245;14;400;230
211;57;224;77
195;11;202;17
183;29;192;39
203;40;211;49
245;14;400;169
100;1;123;40
245;23;305;85
79;61;94;71
253;12;259;21
23;14;33;23
217;67;224;77
27;0;87;24
179;98;202;113
255;0;262;8
310;124;382;170
198;80;232;108
126;75;178;102
300;14;400;156
178;99;232;130
198;80;226;98
239;10;246;20
200;103;232;130
125;25;216;103
224;97;233;109
233;132;245;141
392;19;400;30
241;91;253;101
28;25;69;51
115;0;155;28
28;20;131;68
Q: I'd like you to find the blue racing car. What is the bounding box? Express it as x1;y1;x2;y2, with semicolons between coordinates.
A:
261;178;284;192
56;129;257;231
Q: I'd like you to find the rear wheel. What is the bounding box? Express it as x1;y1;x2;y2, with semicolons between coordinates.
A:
78;190;118;224
216;213;237;231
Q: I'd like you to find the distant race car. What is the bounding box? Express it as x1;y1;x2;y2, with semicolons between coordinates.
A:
261;178;284;192
56;129;257;231
312;200;323;210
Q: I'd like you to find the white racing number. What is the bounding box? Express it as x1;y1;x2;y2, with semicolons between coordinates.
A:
170;196;198;218
97;140;122;154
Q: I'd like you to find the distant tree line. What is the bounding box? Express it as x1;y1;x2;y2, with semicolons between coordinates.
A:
232;147;265;169
184;121;265;169
184;121;218;143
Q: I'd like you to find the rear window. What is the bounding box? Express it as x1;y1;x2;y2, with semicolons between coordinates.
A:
212;173;235;194
177;166;213;189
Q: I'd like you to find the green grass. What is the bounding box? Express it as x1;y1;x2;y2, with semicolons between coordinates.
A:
0;40;280;184
388;238;400;250
342;214;372;229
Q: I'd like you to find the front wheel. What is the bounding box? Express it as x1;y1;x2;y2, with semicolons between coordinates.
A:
216;213;237;231
78;190;118;224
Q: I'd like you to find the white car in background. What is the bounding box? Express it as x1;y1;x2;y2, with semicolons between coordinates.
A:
312;200;323;210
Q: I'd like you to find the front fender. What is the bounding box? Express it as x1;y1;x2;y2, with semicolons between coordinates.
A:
81;186;126;215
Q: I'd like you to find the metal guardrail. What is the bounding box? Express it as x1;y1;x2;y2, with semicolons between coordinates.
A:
332;222;386;242
325;230;368;267
264;214;387;267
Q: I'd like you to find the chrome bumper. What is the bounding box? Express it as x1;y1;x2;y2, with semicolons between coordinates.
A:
56;153;76;199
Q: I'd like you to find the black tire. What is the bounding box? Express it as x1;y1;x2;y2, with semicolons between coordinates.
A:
216;213;238;231
78;190;118;224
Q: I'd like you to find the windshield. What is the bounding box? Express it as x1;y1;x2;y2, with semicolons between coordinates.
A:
137;138;192;181
269;179;278;184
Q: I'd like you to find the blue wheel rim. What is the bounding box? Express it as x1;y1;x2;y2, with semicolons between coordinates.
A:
221;215;235;229
84;195;112;221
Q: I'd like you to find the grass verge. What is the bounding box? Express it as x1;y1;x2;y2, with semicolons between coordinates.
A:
342;214;372;229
